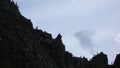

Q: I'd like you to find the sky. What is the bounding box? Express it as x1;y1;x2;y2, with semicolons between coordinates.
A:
14;0;120;64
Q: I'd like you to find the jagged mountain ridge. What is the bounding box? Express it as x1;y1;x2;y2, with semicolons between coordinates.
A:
0;0;120;68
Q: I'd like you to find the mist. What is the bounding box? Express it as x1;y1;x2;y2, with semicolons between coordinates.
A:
75;30;95;54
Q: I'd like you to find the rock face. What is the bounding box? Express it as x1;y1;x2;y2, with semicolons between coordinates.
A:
113;54;120;68
89;52;108;68
0;0;120;68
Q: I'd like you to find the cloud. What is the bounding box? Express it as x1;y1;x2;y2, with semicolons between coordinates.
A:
75;30;95;54
70;0;77;3
114;33;120;44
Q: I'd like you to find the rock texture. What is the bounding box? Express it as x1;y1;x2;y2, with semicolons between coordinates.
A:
0;0;120;68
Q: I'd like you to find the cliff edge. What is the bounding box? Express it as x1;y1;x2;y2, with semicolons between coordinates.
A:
0;0;119;68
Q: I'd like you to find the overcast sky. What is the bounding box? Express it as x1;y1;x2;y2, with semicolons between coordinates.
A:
14;0;120;63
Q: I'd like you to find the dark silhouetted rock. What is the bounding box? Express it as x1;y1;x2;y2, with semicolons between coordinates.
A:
113;54;120;68
0;0;120;68
73;57;89;68
89;52;108;68
65;52;74;68
50;34;66;68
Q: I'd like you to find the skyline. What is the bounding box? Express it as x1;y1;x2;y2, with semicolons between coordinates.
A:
14;0;120;63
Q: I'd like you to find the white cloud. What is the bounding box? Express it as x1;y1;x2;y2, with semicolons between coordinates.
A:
114;33;120;44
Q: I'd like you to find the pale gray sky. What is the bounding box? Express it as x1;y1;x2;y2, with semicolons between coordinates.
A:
14;0;120;63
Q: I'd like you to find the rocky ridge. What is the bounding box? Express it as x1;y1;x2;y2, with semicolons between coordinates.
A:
0;0;120;68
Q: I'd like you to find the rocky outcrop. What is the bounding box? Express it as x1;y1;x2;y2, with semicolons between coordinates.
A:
0;0;58;68
65;52;74;68
113;54;120;68
0;0;120;68
73;57;89;68
89;52;108;68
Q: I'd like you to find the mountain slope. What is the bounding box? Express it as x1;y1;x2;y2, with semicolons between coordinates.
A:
0;0;119;68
